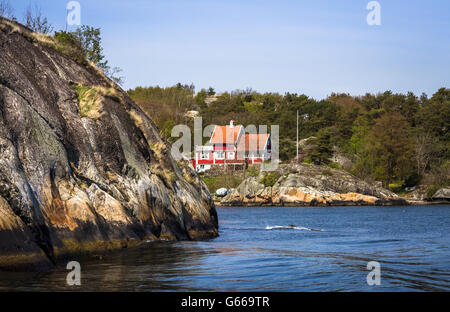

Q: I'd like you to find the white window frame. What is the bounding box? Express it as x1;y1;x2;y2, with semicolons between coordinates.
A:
215;151;225;159
227;152;235;159
200;152;209;160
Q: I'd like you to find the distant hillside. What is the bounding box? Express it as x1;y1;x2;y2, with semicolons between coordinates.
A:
128;84;449;196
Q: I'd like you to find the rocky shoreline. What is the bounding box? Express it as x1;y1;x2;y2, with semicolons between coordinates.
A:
216;200;449;207
217;164;448;207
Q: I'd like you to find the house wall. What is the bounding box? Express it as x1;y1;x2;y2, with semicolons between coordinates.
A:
192;128;272;172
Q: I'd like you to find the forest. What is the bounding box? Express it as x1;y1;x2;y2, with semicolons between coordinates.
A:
128;85;450;195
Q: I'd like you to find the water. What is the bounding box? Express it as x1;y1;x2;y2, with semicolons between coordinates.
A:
0;205;449;291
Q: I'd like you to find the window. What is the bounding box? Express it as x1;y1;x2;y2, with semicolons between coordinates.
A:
227;152;235;159
215;152;225;159
200;152;209;160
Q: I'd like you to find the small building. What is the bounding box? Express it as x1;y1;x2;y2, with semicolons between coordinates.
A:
192;120;272;172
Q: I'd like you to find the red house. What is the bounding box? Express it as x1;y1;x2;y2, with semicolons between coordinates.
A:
192;121;272;172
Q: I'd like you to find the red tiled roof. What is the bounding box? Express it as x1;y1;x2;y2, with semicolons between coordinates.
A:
210;125;243;144
237;133;270;152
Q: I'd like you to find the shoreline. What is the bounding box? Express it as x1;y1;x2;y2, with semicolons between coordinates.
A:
215;200;450;207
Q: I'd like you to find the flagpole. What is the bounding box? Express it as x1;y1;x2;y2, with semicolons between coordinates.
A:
296;110;299;162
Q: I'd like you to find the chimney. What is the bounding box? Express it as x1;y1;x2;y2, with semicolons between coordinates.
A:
230;120;234;128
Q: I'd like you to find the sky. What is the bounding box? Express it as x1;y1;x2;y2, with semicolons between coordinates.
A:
10;0;450;99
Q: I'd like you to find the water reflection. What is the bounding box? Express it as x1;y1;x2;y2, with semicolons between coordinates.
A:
0;241;218;291
0;206;449;291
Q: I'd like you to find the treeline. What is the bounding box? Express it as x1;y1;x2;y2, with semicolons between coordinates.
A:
128;84;197;140
128;85;449;193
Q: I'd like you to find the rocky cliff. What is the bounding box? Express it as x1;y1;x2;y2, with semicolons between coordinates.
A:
0;19;218;269
221;164;407;206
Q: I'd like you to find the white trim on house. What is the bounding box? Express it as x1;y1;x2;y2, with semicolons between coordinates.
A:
215;151;225;159
227;151;235;160
200;151;209;160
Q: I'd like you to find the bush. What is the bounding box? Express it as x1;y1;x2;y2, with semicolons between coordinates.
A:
202;174;242;194
259;172;281;187
404;173;421;187
426;185;440;198
54;31;87;64
328;162;341;169
302;158;313;164
246;165;259;177
389;183;403;194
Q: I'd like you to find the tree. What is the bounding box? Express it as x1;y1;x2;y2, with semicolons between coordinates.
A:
309;128;333;165
195;89;208;110
104;66;124;86
365;113;415;187
72;25;124;86
0;0;14;19
350;115;371;155
414;132;438;176
72;26;107;69
416;88;450;158
24;3;53;34
207;87;216;96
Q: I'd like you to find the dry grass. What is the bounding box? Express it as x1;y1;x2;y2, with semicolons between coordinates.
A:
73;84;123;119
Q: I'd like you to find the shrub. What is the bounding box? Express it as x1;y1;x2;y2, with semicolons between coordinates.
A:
328;162;341;169
202;174;242;194
54;31;87;64
246;165;259;177
259;172;280;187
389;183;403;194
302;158;313;164
426;185;440;198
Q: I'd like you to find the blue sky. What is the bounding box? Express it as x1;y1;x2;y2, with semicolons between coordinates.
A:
10;0;450;99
